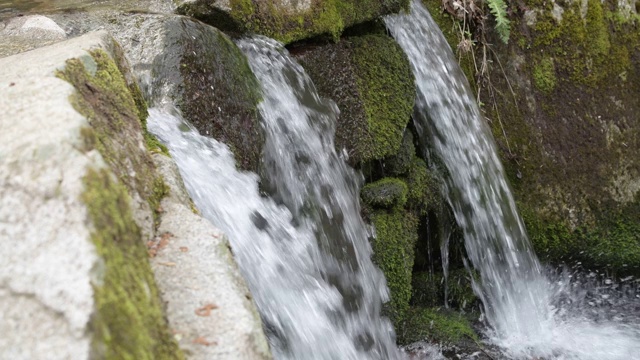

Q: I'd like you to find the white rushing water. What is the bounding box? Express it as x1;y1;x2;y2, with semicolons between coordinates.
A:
148;36;401;359
385;1;640;359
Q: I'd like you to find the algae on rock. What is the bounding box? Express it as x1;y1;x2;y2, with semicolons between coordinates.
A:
361;178;409;209
398;307;477;345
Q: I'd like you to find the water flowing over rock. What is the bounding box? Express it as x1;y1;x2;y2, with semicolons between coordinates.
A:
386;1;640;358
150;36;403;360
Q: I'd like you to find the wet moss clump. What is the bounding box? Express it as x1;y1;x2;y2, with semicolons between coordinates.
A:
371;209;418;327
178;0;410;44
384;130;415;176
298;34;415;164
361;178;408;209
82;168;183;359
176;19;263;171
406;157;441;215
398;307;477;345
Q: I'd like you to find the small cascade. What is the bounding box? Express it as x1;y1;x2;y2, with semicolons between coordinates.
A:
148;36;402;360
238;37;400;359
385;1;640;359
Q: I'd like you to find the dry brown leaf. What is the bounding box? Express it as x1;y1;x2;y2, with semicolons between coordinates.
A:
195;303;218;317
192;336;215;346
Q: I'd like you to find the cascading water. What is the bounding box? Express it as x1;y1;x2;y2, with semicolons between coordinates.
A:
386;1;640;358
148;36;401;360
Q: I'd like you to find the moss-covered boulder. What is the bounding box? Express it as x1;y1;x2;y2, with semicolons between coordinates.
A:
159;17;263;171
175;0;409;44
297;34;415;164
426;0;640;273
361;178;409;209
370;209;418;327
384;130;416;176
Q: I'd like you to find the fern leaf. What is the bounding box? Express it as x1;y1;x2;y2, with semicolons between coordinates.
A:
487;0;510;44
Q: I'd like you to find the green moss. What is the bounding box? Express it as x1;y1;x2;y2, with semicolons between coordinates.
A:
178;0;410;44
352;35;415;159
361;178;408;208
406;157;441;215
371;209;418;326
477;0;640;274
58;48;167;218
177;20;263;171
299;34;415;163
399;307;477;345
384;130;415;176
533;57;556;93
82;168;183;359
523;202;640;274
149;176;170;225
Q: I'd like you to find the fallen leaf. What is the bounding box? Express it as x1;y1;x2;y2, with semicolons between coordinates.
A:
158;261;176;267
195;303;218;317
179;246;189;252
192;336;215;346
147;232;174;257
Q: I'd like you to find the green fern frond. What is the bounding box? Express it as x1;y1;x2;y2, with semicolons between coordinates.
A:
487;0;510;44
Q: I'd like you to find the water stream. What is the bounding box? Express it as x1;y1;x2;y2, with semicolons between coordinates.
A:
386;1;640;358
148;36;401;360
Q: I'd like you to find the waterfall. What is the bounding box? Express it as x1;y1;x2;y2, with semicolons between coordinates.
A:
148;36;401;360
385;1;640;358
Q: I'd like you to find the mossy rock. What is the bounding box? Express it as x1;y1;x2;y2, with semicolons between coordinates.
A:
298;34;415;164
384;130;415;176
163;18;263;171
406;157;441;215
83;168;183;359
451;0;640;273
371;208;419;327
176;0;410;44
58;47;167;224
361;178;408;209
58;43;182;358
398;307;478;346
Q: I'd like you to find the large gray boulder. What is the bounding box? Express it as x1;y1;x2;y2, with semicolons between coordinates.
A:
0;30;271;359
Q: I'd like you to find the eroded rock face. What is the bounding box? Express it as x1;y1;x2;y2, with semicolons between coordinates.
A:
175;0;410;44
